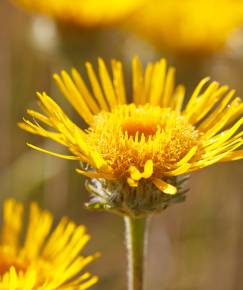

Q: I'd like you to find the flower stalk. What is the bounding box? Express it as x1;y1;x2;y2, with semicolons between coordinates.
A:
125;216;149;290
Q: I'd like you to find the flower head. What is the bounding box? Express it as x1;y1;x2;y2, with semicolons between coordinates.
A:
128;0;243;56
0;198;98;289
20;58;243;215
13;0;144;28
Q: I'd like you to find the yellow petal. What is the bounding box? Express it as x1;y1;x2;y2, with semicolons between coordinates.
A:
85;62;109;111
127;177;139;187
170;84;185;112
111;60;127;105
222;150;243;161
132;56;144;105
27;143;81;160
98;58;117;109
149;59;166;106
152;178;177;195
129;166;142;181
71;68;100;114
128;160;153;181
164;163;191;176
76;168;115;180
177;146;198;166
142;63;154;104
143;160;154;178
162;67;175;107
184;77;210;115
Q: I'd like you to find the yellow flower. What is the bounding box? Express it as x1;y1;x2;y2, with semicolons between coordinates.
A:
13;0;144;28
19;57;243;197
128;0;243;56
0;199;98;289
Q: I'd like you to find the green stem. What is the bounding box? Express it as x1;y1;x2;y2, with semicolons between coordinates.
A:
124;216;149;290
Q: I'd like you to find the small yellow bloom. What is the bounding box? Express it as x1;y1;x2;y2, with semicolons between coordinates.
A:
13;0;144;28
19;57;243;197
0;199;98;289
128;0;243;56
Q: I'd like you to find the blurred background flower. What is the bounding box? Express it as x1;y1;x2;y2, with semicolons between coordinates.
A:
12;0;146;66
13;0;145;28
126;0;243;91
0;199;98;289
0;0;243;290
128;0;243;57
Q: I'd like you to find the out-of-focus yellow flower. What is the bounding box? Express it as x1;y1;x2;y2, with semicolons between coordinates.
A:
13;0;145;28
128;0;243;56
0;199;98;289
19;57;243;196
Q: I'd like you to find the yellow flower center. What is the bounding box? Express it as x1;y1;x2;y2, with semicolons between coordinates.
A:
122;119;158;138
0;258;26;275
87;104;201;178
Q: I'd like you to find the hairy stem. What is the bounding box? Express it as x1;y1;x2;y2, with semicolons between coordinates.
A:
125;216;149;290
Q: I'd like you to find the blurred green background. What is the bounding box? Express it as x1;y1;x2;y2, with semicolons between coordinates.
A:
0;1;243;290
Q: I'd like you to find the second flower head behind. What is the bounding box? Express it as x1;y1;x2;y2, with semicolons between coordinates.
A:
0;199;98;289
127;0;243;57
13;0;145;28
19;57;243;216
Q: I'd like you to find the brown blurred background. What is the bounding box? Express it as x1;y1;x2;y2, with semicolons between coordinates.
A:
0;1;243;290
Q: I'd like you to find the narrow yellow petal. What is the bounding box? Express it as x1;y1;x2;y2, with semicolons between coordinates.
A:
149;59;166;106
71;68;100;114
27;143;81;160
152;178;177;195
221;150;243;161
76;168;115;180
78;275;99;290
2;199;23;249
204;118;243;150
162;67;175;107
98;58;118;109
191;141;243;169
111;60;127;105
184;77;210;115
53;73;93;125
198;89;235;131
177;146;198;166
226;103;243;125
164;163;191;176
129;166;142;181
132;57;144;105
170;84;185;112
88;151;110;172
143;160;154;178
85;62;109;111
188;81;219;123
98;58;117;109
128;160;153;181
205;101;242;138
26;109;52;127
62;71;94;122
191;84;228;124
127;177;139;187
142;63;154;105
23;202;53;259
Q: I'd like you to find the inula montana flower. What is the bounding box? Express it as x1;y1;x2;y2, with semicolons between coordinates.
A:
13;0;144;28
0;199;98;289
20;58;243;215
128;0;243;56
